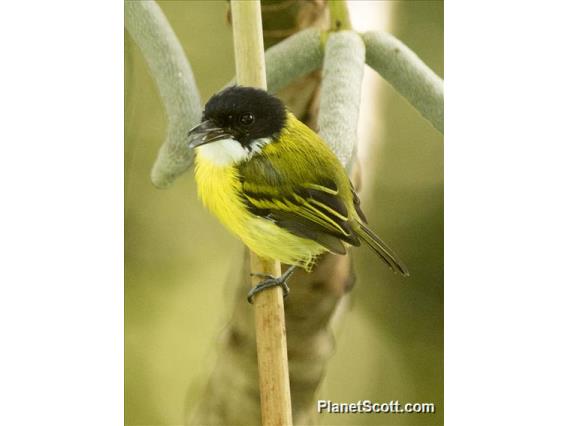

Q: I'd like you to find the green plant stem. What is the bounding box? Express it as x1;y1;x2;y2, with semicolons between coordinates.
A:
327;0;352;31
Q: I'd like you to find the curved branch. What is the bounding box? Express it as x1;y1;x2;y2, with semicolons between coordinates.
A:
362;31;444;133
130;20;323;190
318;31;366;170
265;28;324;93
125;0;202;189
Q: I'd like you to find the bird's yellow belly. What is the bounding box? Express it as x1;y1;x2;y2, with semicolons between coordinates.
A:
194;154;326;269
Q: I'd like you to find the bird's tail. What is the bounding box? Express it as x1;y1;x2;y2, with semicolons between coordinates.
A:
356;222;410;276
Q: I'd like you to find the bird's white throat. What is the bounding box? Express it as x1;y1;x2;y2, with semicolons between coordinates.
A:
197;137;271;166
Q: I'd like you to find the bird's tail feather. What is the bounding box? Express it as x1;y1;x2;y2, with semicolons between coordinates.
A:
356;222;410;276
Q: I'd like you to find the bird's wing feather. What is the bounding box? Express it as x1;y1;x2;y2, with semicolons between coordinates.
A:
235;114;408;273
350;182;367;223
238;156;360;254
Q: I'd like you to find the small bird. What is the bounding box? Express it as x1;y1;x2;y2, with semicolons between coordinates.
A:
188;86;409;302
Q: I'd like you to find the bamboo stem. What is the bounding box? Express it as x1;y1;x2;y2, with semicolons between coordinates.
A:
230;1;293;425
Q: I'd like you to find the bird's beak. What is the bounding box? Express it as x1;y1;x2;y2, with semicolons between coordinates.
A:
187;120;234;149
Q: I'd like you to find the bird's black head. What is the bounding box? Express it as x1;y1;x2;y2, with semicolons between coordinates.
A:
189;86;287;148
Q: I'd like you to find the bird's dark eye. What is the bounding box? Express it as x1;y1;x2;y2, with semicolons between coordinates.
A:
239;112;255;126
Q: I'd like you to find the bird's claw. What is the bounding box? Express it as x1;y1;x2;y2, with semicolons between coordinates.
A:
247;274;290;304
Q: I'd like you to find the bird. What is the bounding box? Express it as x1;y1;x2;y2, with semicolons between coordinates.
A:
187;86;409;302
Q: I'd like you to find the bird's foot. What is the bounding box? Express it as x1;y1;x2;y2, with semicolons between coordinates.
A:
247;266;297;304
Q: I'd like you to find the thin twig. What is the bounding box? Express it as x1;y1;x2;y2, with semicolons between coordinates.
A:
362;30;444;133
231;1;293;425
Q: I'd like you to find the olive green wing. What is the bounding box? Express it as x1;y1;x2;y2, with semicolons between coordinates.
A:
238;154;409;275
238;156;360;255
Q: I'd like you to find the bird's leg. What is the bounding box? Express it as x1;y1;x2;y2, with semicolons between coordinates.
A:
247;265;298;304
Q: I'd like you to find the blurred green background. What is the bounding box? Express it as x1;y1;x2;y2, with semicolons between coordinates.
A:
125;1;443;425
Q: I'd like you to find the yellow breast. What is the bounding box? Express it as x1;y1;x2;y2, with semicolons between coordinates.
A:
194;153;249;237
194;151;326;270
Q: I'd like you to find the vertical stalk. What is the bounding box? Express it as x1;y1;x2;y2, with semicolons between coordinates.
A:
327;0;352;31
230;1;293;425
